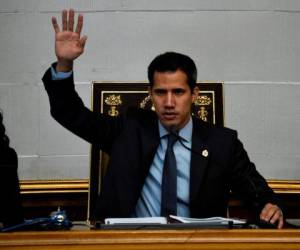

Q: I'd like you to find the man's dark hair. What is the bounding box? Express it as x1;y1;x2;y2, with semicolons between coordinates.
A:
148;51;197;91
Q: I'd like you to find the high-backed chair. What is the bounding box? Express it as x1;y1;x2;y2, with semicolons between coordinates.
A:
88;82;224;221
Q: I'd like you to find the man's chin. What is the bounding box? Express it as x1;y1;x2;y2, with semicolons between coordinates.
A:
160;121;179;131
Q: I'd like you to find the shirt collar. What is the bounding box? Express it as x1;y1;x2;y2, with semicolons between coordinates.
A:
158;117;193;142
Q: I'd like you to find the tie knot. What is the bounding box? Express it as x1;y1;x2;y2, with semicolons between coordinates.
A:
167;133;178;147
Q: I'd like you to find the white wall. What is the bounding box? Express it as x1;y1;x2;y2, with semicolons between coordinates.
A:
0;1;299;180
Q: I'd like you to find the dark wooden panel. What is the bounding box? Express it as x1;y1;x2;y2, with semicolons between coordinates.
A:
20;191;300;221
21;192;88;221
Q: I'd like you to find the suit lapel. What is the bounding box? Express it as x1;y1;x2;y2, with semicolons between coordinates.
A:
140;112;160;177
189;118;210;203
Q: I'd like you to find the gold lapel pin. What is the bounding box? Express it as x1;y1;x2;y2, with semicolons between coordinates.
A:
202;149;209;158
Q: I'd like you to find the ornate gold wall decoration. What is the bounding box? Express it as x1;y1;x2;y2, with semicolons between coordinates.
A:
139;95;155;111
193;95;212;122
104;94;122;116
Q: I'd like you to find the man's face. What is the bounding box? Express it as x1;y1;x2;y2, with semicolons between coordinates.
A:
149;70;198;130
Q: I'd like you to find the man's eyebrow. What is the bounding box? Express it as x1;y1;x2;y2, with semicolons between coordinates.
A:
153;88;167;92
172;88;186;92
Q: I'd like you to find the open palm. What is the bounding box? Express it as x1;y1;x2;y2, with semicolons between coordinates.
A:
52;9;87;64
55;31;84;61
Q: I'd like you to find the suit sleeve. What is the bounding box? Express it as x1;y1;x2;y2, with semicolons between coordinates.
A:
42;65;123;154
229;133;283;213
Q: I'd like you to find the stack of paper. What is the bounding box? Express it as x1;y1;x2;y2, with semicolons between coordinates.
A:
105;217;167;225
169;215;246;225
104;216;245;226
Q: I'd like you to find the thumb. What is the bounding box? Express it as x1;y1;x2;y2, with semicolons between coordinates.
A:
79;35;88;48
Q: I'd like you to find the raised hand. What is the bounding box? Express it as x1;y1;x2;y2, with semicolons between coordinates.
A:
51;9;87;72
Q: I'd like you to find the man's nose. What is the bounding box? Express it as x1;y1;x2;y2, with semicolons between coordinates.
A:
165;92;175;107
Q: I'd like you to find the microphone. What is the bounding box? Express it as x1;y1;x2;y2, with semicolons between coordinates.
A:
168;125;207;158
1;208;72;232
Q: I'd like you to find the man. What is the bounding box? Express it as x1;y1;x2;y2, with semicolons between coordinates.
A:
43;9;284;228
0;112;24;227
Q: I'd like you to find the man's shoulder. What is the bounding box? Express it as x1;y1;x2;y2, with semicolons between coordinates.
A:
0;146;18;166
192;117;239;158
192;116;237;138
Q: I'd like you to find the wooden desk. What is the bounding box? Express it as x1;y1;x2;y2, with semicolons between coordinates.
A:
1;229;300;250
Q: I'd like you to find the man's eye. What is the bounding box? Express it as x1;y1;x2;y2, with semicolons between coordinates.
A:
154;90;166;95
173;89;185;95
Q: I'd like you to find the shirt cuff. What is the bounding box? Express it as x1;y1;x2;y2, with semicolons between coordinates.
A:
51;66;72;80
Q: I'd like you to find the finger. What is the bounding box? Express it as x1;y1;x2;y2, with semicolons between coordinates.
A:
261;203;280;221
260;204;284;228
68;9;74;31
62;9;68;31
260;203;273;221
269;209;281;224
269;210;284;229
269;207;283;223
75;14;83;35
51;17;60;33
261;208;276;221
277;216;284;229
78;35;88;48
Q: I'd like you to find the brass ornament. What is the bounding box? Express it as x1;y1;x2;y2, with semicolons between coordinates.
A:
198;107;208;122
104;95;122;116
193;95;212;122
194;95;212;106
139;95;155;111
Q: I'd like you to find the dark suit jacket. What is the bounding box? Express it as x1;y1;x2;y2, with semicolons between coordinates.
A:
43;67;280;220
0;146;24;226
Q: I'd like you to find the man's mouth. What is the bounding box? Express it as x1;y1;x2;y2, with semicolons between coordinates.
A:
162;112;177;120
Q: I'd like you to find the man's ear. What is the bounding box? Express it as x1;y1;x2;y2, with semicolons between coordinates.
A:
192;86;199;102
